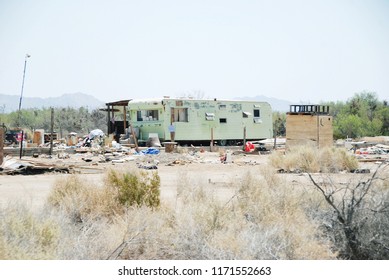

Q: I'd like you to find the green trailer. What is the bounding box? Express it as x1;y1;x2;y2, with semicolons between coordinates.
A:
128;97;273;145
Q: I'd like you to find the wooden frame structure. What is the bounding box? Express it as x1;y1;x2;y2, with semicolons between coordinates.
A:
286;105;333;149
100;100;131;137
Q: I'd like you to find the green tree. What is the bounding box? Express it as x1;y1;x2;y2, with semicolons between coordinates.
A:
362;118;383;137
376;104;389;135
323;100;346;118
346;91;379;121
330;91;388;139
334;113;363;139
272;111;286;137
1;107;108;140
90;108;107;133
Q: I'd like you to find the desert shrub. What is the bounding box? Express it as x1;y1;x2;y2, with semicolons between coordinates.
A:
52;213;128;259
269;146;319;172
308;163;389;259
116;168;334;260
318;147;358;172
0;206;128;260
235;169;335;259
171;185;234;259
2;166;341;260
269;146;358;173
0;204;59;259
11;164;378;260
47;175;122;222
47;175;85;208
106;206;177;260
335;148;359;171
108;172;228;260
47;169;161;223
104;168;336;260
42;169;161;259
106;169;160;208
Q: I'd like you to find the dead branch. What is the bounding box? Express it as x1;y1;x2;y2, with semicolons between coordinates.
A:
106;231;142;260
307;173;345;224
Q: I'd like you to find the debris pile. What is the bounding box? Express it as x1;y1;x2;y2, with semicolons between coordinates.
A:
355;144;389;155
0;156;71;175
1;128;276;175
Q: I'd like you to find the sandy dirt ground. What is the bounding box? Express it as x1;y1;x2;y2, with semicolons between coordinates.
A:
0;151;264;210
0;150;386;212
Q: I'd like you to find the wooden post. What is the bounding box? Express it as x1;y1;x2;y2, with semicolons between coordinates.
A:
107;104;111;134
274;136;277;150
129;121;139;152
111;105;115;135
273;118;277;150
49;108;54;156
123;105;127;136
19;130;24;159
317;113;320;149
210;127;214;152
243;126;247;150
0;127;4;165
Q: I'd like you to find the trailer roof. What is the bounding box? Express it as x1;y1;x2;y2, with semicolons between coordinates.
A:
128;97;271;104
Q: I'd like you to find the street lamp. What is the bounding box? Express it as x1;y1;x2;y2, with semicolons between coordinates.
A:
17;54;30;159
17;53;31;128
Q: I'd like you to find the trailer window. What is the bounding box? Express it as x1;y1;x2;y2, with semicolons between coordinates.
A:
253;109;260;118
172;108;188;122
253;109;261;123
137;110;159;121
205;112;215;121
219;118;227;123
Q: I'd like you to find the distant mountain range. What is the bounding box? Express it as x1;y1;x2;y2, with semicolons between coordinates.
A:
237;95;293;112
0;93;105;113
0;92;293;113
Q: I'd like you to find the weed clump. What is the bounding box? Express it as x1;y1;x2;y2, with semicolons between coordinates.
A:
47;169;160;222
269;146;358;173
106;169;160;208
235;169;335;259
7;160;388;260
0;204;59;259
308;163;389;259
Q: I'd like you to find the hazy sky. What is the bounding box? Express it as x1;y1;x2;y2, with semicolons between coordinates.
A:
0;0;388;104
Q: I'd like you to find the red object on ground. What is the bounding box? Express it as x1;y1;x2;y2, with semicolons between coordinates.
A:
245;141;255;152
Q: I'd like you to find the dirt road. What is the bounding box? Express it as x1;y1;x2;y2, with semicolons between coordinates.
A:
0;151;384;212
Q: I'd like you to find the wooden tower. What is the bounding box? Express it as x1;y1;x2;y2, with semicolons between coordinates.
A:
286;105;333;149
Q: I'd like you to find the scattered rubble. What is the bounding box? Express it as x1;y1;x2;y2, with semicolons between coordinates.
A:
0;156;71;175
9;132;386;176
355;145;389;155
350;169;371;174
277;168;304;174
1;142;270;175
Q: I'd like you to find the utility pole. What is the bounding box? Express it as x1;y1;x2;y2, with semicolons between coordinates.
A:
49;108;54;156
17;54;30;159
17;54;31;128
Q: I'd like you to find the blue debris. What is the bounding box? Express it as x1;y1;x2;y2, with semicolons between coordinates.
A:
141;147;160;155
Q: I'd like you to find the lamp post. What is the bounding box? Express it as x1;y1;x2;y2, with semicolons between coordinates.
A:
17;54;30;159
17;53;31;128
